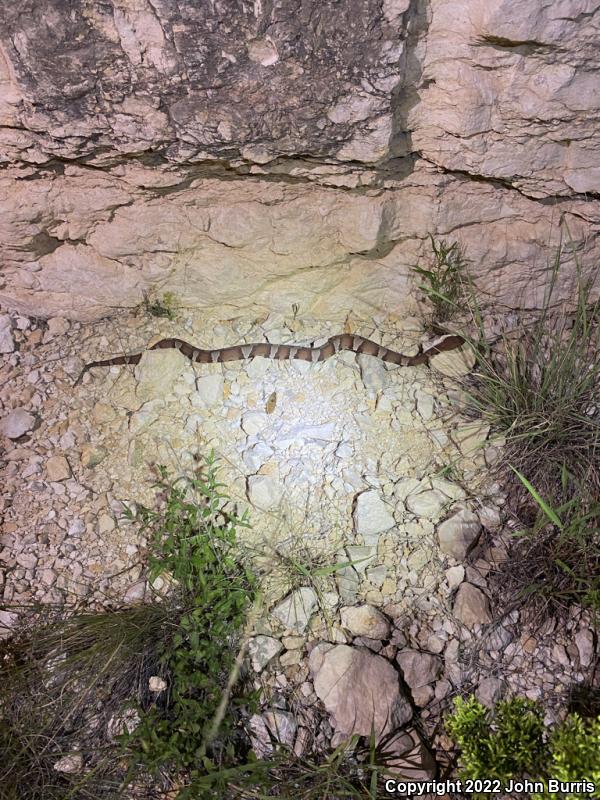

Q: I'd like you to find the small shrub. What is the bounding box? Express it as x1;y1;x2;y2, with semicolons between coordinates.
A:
412;235;466;325
142;290;177;320
121;456;258;780
447;695;600;799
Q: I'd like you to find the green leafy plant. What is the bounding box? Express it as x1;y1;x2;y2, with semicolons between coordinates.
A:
142;290;177;319
447;696;599;798
412;236;466;324
121;456;258;781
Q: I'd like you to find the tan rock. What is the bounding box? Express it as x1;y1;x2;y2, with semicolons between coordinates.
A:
340;605;391;640
309;644;412;740
453;582;492;626
45;455;71;482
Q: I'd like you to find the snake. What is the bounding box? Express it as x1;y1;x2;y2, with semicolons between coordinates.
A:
75;332;466;384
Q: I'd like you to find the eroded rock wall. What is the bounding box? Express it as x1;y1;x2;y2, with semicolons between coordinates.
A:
0;0;598;320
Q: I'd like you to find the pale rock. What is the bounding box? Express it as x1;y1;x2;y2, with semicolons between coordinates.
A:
248;635;283;672
310;644;412;740
135;349;187;401
271;587;318;633
476;677;506;708
437;508;482;560
366;564;387;587
279;649;302;666
107;708;140;740
149;676;167;692
46;317;70;337
345;544;377;573
453;583;492;626
45;455;71;482
386;730;437;780
394;477;421;503
0;315;15;353
445;565;465;590
98;513;115;534
80;444;108;468
406;489;447;520
354;490;395;542
575;628;594;668
262;709;296;747
248;714;273;759
0;408;35;439
242;441;274;471
53;753;83;774
340;605;390;640
246;358;271;379
430;344;475;377
241;411;269;435
195;373;224;406
124;580;146;603
357;353;387;395
396;649;443;688
247;474;283;510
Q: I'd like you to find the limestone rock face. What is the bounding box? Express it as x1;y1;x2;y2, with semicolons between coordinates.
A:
0;0;598;319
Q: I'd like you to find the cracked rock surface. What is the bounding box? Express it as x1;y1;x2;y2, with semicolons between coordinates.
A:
0;0;598;319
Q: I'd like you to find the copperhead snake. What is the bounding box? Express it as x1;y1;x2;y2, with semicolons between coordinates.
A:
76;332;466;384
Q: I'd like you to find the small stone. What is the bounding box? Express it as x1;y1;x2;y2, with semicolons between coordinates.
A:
135;349;187;401
354;490;395;542
124;581;146;603
0;408;35;439
453;582;492;626
406;489;447;520
0;315;15;353
46;317;70;338
272;587;318;633
107;709;140;740
248;635;283;672
346;545;377;573
241;411;268;434
476;677;506;708
98;513;115;534
340;605;391;640
247;474;283;510
282;635;305;650
53;753;83;774
430;343;475;377
92;403;117;424
195;373;224;406
149;676;167;692
412;684;434;707
396;649;443;688
437;508;482;560
45;456;71;482
242;442;274;471
279;649;303;666
575;629;594;668
80;444;108;468
262;709;297;747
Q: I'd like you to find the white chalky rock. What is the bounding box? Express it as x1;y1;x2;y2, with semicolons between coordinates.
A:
241;411;269;435
0;315;15;353
283;422;337;444
247;474;283;510
357;353;387;394
0;408;35;439
430;344;475;377
195;373;224;406
272;587;318;632
354;490;395;541
445;565;465;590
340;605;390;639
246;357;271;379
135;349;187;401
406;489;447;520
149;676;167;692
310;644;412;740
437;508;482;560
248;635;283;672
242;442;274;471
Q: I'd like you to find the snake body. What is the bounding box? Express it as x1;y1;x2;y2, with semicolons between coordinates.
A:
76;333;465;384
